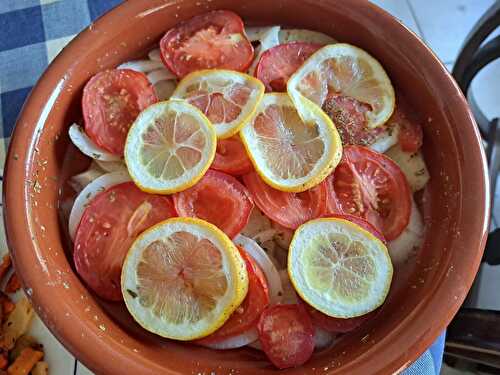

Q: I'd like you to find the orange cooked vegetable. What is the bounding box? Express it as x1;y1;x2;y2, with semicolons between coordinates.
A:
7;347;43;375
4;275;20;294
0;256;11;283
0;293;15;318
0;353;7;370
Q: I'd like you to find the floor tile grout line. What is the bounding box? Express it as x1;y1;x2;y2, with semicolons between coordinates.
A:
405;0;426;42
73;359;78;375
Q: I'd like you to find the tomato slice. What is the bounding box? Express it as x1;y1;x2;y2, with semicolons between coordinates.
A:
326;145;411;240
173;170;254;238
322;94;385;146
74;182;176;301
257;304;314;369
299;213;383;333
242;171;327;230
323;213;386;243
82;69;157;156
196;246;269;345
211;136;253;175
255;42;322;92
391;98;423;153
160;10;254;77
304;300;378;333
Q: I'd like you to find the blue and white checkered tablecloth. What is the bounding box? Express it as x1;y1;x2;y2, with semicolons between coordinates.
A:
0;1;445;374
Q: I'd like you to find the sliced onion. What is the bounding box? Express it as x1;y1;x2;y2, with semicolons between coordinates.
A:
147;68;176;84
385;144;430;192
68;171;131;241
201;328;258;350
153;80;177;101
369;124;399;153
68;124;121;162
248;339;263;351
279;28;337;44
68;162;105;193
234;235;283;304
245;26;279;42
117;60;164;73
271;221;294;250
241;207;272;238
94;159;127;173
247;26;281;75
387;198;424;264
313;327;336;350
252;229;278;244
279;269;299;304
148;48;162;62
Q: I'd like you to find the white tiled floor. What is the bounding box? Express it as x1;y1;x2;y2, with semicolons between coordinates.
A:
9;1;500;373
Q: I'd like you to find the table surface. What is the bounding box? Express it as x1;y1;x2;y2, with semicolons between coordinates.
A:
1;0;498;374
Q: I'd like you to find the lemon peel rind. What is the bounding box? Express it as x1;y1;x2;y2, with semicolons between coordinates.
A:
240;93;342;193
121;217;248;341
287;43;395;129
288;217;393;318
124;99;216;194
172;69;265;139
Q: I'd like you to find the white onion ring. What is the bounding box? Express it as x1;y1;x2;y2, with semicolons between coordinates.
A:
248;339;263;351
68;124;121;162
313;327;336;350
94;159;127;173
148;48;162;62
68;171;131;241
147;68;176;84
369;125;399;153
201;328;258;350
244;26;279;42
234;235;283;304
387;198;424;264
247;26;280;75
252;229;278;244
241;207;272;238
68;164;104;193
278;29;337;44
153;80;177;101
117;60;164;73
279;269;299;304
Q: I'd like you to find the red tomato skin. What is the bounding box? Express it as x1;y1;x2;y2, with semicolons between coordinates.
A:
211;136;253;175
255;42;322;92
82;69;157;156
386;96;424;153
257;304;314;369
322;213;386;244
322;94;386;146
173;170;254;238
196;246;269;345
242;172;327;230
160;10;254;77
327;145;411;240
303;300;378;333
74;182;176;301
397;114;423;153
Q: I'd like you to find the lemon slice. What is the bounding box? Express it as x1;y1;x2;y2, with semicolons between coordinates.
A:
240;93;342;192
121;217;249;340
288;218;393;318
287;44;395;128
125;100;216;194
172;69;264;139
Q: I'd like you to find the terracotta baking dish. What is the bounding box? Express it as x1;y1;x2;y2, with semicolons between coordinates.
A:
2;0;490;374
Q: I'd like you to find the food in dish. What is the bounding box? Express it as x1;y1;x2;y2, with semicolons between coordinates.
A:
65;10;429;369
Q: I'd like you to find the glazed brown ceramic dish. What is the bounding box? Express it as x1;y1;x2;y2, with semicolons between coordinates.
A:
3;0;490;374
